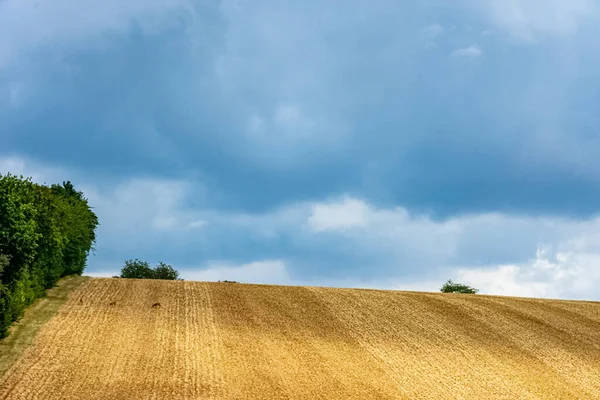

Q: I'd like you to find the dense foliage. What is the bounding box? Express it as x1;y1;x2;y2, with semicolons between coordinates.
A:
440;279;479;294
0;174;98;338
119;259;180;280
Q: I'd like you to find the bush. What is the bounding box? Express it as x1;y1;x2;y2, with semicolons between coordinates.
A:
440;279;479;294
0;174;98;337
120;259;154;279
120;260;180;280
153;262;179;280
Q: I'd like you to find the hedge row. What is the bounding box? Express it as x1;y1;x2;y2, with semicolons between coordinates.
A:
0;174;98;337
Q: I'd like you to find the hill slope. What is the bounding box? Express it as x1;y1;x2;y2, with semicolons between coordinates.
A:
1;278;599;399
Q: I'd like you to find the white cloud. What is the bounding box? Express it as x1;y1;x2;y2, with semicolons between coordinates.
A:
240;112;348;170
456;246;600;300
480;0;596;42
0;155;68;184
6;155;600;300
452;45;482;58
273;104;310;127
307;196;464;267
302;196;600;299
307;196;371;232
187;220;208;229
130;192;600;300
423;24;444;38
249;104;318;143
243;102;344;166
457;264;549;298
82;178;209;236
421;24;444;48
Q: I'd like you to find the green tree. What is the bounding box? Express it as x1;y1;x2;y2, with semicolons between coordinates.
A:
120;259;154;279
0;175;40;284
152;262;179;280
32;185;68;289
119;260;180;280
51;181;99;276
0;175;44;332
0;175;98;338
440;279;479;294
0;254;9;276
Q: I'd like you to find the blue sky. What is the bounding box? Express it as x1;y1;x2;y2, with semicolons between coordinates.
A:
3;0;600;299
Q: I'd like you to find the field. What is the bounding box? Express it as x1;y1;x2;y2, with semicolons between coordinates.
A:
1;278;600;399
0;276;89;378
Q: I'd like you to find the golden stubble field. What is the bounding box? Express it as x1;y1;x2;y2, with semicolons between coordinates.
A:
1;278;600;399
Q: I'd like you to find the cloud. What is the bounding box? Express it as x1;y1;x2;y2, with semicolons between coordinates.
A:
3;0;600;219
302;196;600;299
423;24;444;38
479;0;597;42
242;102;346;168
187;220;208;229
307;197;370;232
0;157;204;238
421;24;444;48
4;2;600;301
0;155;71;184
452;45;482;57
6;155;600;300
83;178;207;234
456;246;600;300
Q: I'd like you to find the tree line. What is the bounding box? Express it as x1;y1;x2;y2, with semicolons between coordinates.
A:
0;174;98;337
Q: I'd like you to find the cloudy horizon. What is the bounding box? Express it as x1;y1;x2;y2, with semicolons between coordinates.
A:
3;0;600;300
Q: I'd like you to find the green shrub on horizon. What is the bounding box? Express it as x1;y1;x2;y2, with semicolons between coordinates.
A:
152;262;179;280
119;259;180;280
440;279;479;294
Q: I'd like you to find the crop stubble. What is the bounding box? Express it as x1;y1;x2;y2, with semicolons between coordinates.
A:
1;279;599;399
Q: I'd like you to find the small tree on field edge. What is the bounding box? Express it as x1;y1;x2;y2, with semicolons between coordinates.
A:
119;259;181;280
153;262;179;280
120;259;154;279
440;279;479;294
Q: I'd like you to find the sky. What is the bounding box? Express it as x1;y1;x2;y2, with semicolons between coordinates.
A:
2;0;600;300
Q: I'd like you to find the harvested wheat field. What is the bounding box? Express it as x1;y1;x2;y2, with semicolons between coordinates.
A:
1;278;600;399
